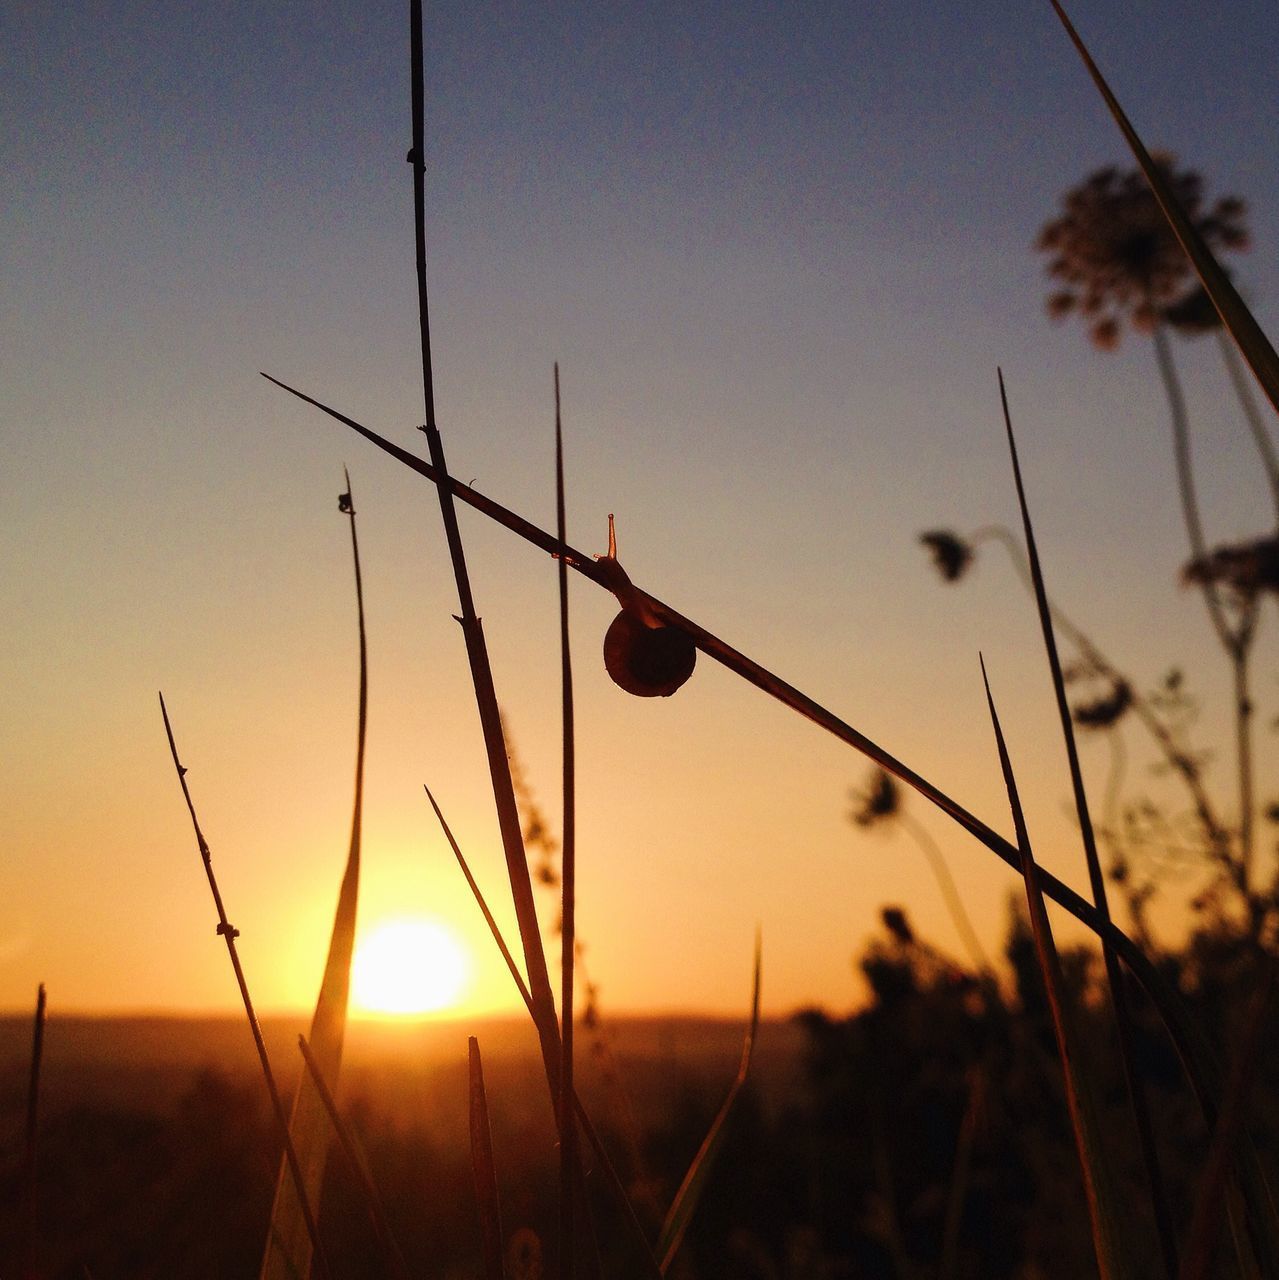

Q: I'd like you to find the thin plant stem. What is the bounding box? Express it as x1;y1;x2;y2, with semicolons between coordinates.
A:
1152;323;1233;645
262;373;1236;1135
656;933;761;1274
158;693;332;1280
262;472;369;1280
939;1065;981;1280
982;658;1130;1280
467;1038;506;1280
555;363;578;1280
1217;329;1279;525
1000;371;1176;1278
895;810;992;975
1233;643;1256;905
969;521;1233;870
296;1035;410;1280
1179;958;1277;1280
1153;322;1257;897
424;785;664;1280
405;0;560;1094
344;467;369;874
22;982;46;1280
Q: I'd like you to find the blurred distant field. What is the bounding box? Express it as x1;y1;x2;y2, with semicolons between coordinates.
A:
0;1014;804;1278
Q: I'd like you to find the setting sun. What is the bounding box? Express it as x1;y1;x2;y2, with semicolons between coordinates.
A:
351;917;469;1016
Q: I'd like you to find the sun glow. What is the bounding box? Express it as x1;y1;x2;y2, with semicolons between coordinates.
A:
351;917;470;1016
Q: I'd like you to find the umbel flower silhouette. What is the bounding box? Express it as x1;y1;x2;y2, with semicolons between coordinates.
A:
1036;155;1248;349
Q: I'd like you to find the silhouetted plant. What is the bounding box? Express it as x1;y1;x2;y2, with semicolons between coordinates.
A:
1036;157;1247;351
1036;159;1272;914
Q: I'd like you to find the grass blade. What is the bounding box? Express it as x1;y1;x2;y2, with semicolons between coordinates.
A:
261;477;368;1280
998;371;1177;1276
262;376;1237;1142
554;363;580;1279
939;1065;983;1280
21;982;46;1279
159;693;332;1280
1049;0;1279;417
404;0;560;1099
656;929;762;1274
426;786;663;1280
297;1035;410;1280
1179;960;1277;1280
468;1037;506;1280
980;660;1133;1279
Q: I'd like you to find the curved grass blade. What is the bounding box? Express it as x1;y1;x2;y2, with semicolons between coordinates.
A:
999;372;1176;1276
1049;0;1279;417
261;373;1235;1137
262;477;369;1280
656;929;762;1274
297;1035;410;1280
981;659;1133;1279
469;1037;506;1280
159;693;332;1280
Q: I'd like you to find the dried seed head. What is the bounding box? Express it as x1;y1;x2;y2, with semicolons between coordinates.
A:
919;530;974;582
1036;157;1249;349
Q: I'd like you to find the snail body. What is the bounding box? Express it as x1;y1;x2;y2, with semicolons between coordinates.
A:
595;514;697;698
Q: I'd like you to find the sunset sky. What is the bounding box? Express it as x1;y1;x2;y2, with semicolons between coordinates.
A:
4;1;1278;1020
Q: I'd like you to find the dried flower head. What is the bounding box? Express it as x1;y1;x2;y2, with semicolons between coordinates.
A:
849;767;900;829
1037;158;1248;349
919;530;974;582
338;491;354;514
1071;678;1133;730
881;906;915;945
1182;533;1279;599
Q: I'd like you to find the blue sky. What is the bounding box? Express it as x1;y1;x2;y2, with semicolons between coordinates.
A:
3;1;1277;1015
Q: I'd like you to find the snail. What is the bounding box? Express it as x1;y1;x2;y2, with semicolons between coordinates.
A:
594;514;696;697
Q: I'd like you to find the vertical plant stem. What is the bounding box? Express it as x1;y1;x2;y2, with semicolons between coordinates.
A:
1151;324;1234;646
262;473;369;1280
22;982;46;1280
1178;959;1276;1280
970;522;1231;867
982;658;1132;1280
1217;329;1279;525
158;693;332;1280
939;1065;981;1280
296;1036;410;1280
1153;324;1256;899
896;811;993;975
427;786;664;1279
405;0;560;1092
999;372;1177;1277
1232;644;1255;899
468;1038;506;1280
555;363;577;1279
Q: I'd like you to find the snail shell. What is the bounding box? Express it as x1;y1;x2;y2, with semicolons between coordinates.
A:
603;610;696;697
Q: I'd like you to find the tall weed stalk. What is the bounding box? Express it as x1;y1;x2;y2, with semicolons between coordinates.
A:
999;372;1176;1275
159;693;332;1280
261;475;368;1280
